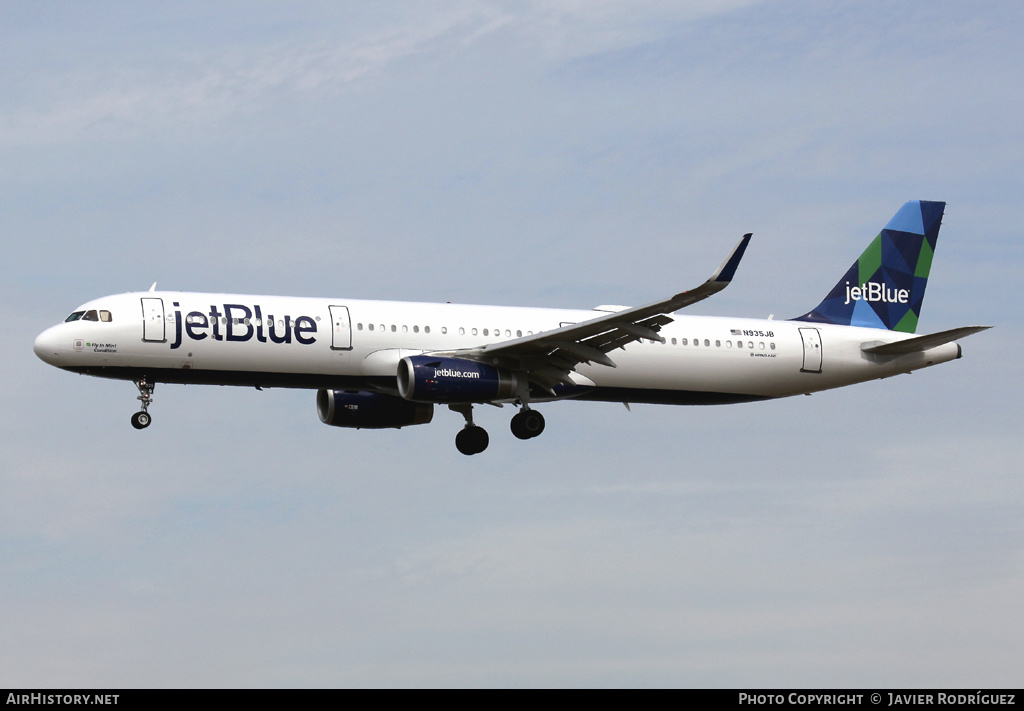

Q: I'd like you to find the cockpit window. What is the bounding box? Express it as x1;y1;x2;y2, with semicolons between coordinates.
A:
63;309;113;323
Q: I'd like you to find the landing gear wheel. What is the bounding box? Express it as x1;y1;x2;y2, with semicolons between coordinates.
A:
456;425;489;455
511;410;545;439
132;377;155;430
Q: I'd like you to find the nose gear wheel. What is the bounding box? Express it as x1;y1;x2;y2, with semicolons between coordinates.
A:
131;378;155;429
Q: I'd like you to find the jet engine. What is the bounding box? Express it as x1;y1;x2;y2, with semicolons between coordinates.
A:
397;355;519;403
317;389;433;429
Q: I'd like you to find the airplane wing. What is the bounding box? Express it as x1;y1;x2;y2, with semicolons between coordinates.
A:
435;234;752;392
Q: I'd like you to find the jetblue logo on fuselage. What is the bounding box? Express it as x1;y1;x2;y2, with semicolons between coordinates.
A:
843;282;910;306
170;302;317;350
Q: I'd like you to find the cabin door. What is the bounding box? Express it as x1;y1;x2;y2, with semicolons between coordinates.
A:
329;305;353;350
799;327;822;373
141;298;166;343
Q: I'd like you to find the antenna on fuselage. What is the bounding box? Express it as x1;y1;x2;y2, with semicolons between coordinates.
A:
148;283;157;292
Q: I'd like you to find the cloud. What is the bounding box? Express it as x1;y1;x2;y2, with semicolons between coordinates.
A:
1;6;500;148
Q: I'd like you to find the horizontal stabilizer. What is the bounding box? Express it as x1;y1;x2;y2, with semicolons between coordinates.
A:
861;326;990;356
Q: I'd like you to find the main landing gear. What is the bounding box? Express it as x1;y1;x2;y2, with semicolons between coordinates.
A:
510;408;545;440
131;378;154;430
449;404;546;455
450;404;489;455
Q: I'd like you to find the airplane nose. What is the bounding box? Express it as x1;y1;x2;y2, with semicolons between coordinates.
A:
34;326;64;365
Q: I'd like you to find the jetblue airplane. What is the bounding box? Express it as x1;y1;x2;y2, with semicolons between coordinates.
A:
34;201;987;454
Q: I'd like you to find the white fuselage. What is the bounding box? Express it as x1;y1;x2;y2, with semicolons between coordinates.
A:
33;290;961;405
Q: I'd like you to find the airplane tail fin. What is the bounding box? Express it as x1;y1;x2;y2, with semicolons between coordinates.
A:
792;200;945;333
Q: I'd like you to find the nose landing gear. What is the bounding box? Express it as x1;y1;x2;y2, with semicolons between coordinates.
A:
131;378;154;429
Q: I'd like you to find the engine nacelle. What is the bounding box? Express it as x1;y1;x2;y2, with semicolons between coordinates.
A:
317;390;433;429
397;355;519;403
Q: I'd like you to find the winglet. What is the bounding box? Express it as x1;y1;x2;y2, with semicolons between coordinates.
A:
663;233;752;310
712;233;752;283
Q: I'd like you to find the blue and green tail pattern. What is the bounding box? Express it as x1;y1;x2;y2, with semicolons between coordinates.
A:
793;200;945;333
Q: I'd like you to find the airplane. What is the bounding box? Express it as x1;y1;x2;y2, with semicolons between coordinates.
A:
34;200;988;455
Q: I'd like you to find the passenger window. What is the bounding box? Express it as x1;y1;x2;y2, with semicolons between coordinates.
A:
483;329;489;336
424;326;430;334
704;339;710;347
770;343;776;350
715;340;721;347
737;341;743;348
413;326;419;333
681;338;688;346
517;330;522;337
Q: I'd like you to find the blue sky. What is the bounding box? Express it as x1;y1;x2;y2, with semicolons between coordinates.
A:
2;1;1022;687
